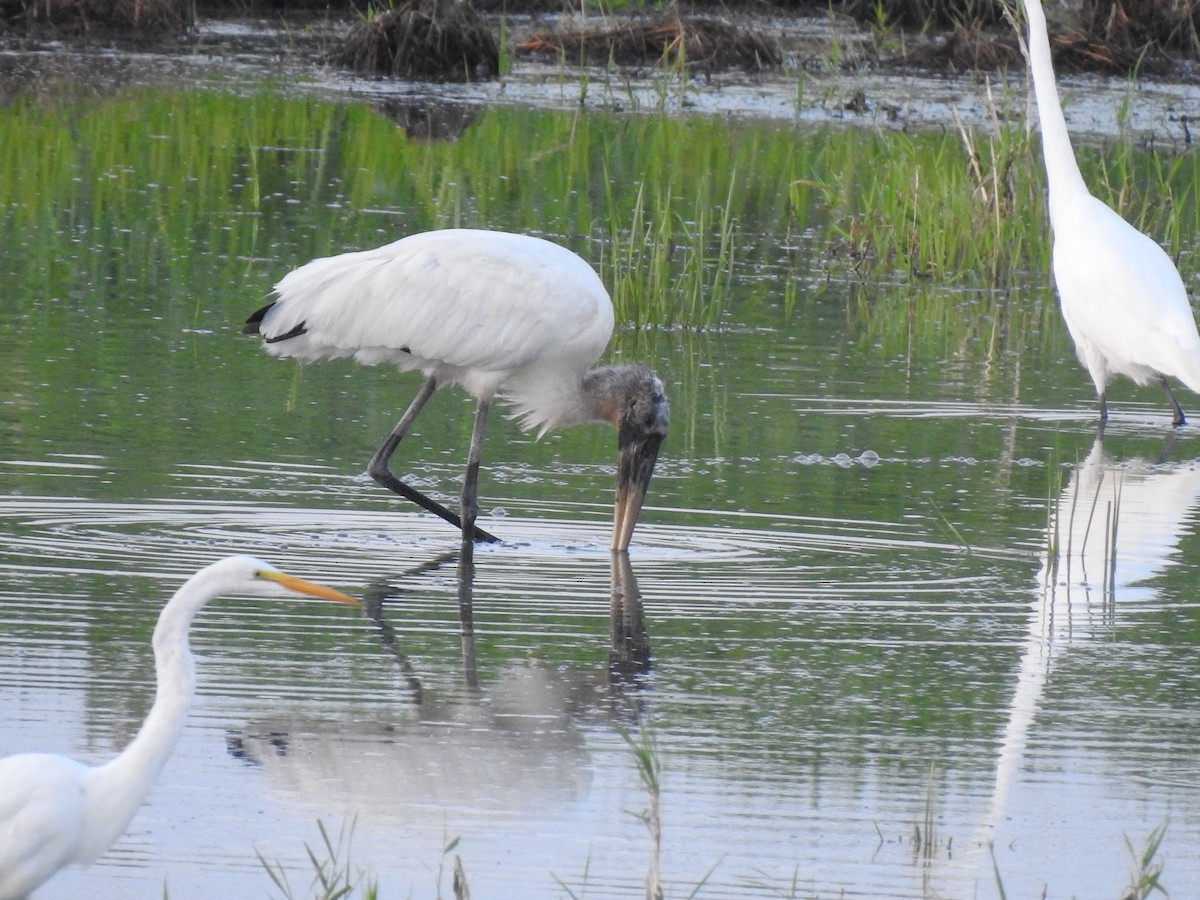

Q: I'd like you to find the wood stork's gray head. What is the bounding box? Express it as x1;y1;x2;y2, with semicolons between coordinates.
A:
598;365;669;552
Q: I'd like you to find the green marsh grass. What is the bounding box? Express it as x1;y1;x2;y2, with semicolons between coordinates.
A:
1123;822;1169;899
601;172;737;328
804;119;1200;362
258;819;378;900
3;85;1199;354
256;823;475;900
433;835;472;900
623;726;664;900
802;118;1045;285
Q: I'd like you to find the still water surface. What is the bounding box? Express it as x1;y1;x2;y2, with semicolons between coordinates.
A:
2;80;1200;899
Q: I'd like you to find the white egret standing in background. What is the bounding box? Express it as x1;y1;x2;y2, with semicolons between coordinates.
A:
0;556;358;899
244;229;670;551
1022;0;1200;426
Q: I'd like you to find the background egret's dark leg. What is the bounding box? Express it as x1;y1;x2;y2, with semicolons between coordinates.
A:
459;399;492;554
368;376;499;543
1160;376;1187;427
1098;393;1109;433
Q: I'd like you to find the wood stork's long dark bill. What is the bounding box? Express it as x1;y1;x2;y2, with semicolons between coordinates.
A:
610;370;670;552
613;428;665;552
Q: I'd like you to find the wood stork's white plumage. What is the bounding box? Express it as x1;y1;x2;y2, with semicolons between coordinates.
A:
244;229;670;552
1022;0;1200;427
0;556;358;899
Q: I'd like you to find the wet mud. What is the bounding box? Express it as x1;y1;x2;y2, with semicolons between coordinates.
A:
0;3;1197;142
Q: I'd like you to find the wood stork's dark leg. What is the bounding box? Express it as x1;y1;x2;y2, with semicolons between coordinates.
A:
1156;429;1180;465
1160;376;1187;427
459;398;492;555
368;376;500;543
1097;393;1109;435
457;543;479;690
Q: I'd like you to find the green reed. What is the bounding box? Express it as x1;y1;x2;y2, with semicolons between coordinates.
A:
1123;822;1169;900
1088;137;1200;273
600;170;737;328
799;120;1046;286
2;84;1198;350
794;115;1200;361
257;818;378;900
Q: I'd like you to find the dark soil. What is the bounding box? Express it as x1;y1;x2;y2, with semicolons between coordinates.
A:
1;0;1198;82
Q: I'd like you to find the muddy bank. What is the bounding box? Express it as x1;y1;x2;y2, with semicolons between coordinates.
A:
5;0;1200;78
0;0;1197;146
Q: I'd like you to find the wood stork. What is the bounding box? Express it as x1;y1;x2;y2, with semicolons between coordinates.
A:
1022;0;1200;427
243;229;670;551
0;556;358;899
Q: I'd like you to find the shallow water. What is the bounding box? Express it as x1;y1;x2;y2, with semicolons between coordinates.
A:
3;76;1200;899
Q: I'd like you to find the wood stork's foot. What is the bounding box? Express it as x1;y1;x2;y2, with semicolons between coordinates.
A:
1160;376;1186;427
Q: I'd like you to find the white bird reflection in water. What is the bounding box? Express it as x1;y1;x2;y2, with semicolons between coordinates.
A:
1039;435;1200;606
969;436;1200;895
224;552;652;834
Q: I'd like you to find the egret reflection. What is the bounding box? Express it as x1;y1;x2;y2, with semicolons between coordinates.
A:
1040;437;1200;606
971;436;1200;892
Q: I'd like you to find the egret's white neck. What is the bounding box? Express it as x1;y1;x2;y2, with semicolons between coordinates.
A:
1023;0;1090;210
78;590;201;862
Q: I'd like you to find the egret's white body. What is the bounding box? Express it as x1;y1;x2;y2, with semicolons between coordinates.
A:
245;229;669;551
0;556;357;899
1023;0;1200;425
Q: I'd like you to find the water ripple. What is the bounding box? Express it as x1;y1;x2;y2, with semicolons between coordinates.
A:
0;492;1024;579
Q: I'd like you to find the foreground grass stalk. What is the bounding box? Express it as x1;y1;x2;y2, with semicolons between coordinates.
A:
257;818;378;900
1122;822;1169;899
619;727;663;900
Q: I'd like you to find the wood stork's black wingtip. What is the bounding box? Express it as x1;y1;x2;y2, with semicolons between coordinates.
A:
242;302;274;335
243;302;308;343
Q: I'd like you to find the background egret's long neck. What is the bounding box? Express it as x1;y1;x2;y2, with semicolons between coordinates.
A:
1023;0;1089;207
80;594;200;861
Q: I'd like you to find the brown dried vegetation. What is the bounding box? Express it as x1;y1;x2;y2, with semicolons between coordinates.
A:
332;0;500;82
839;0;1009;28
13;0;191;35
1080;0;1200;56
516;13;782;71
883;0;1199;74
3;0;1200;79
